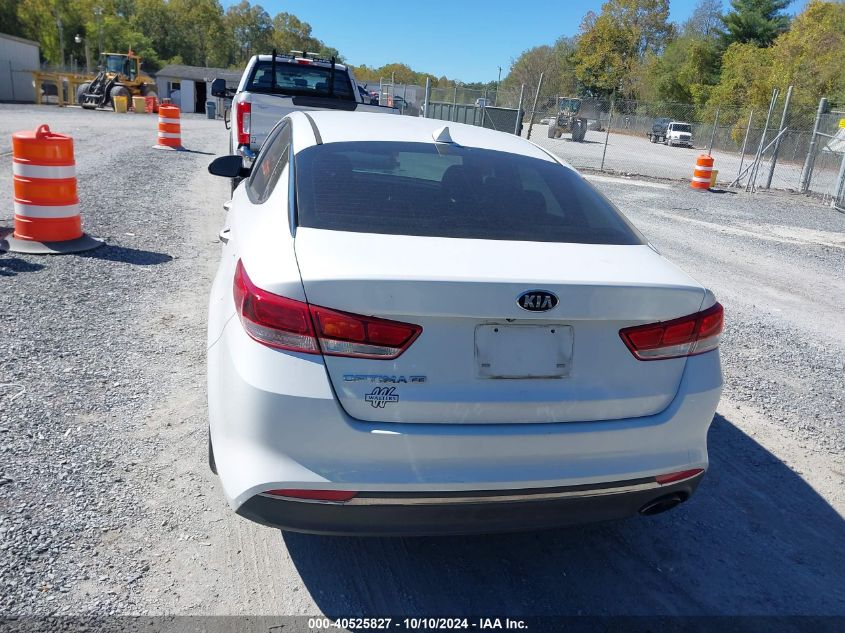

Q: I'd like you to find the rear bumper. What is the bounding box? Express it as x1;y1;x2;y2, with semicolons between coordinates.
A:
236;475;703;536
208;317;722;518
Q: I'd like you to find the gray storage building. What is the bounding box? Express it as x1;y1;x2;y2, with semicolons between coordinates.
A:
0;33;39;102
155;64;241;114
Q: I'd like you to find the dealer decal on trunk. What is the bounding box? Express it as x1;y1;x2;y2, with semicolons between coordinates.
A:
365;387;400;408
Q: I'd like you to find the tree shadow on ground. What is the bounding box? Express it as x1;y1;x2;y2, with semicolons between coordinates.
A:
283;414;845;617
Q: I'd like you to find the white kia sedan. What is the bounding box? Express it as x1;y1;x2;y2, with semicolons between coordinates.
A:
206;111;723;536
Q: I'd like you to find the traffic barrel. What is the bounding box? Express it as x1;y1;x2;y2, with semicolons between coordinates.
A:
153;104;185;150
1;124;102;254
691;154;714;190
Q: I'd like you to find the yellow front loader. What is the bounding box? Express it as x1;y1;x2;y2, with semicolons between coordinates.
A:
76;51;157;109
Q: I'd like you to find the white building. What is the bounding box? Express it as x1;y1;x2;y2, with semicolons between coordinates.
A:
155;64;241;114
0;32;39;102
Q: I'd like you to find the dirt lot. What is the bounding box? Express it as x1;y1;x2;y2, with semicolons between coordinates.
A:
1;105;843;623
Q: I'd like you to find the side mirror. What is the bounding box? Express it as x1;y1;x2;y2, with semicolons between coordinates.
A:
208;155;250;179
211;78;227;98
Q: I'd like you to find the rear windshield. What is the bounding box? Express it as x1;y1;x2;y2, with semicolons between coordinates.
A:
295;142;644;245
246;60;354;99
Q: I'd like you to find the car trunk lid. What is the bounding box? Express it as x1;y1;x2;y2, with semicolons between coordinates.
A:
294;228;705;424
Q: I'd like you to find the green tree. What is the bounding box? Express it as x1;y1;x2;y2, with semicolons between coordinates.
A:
574;0;673;98
721;0;791;47
225;0;272;64
684;0;724;38
504;37;578;98
768;0;845;109
706;41;772;109
0;0;23;36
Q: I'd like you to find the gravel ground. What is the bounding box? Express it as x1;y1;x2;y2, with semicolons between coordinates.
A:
0;105;843;623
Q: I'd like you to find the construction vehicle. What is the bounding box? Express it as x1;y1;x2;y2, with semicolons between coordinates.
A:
76;51;156;110
547;97;601;142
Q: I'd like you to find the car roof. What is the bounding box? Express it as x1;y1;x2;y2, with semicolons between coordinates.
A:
288;111;561;164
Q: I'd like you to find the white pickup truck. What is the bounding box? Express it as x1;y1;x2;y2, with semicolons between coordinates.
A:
212;51;396;188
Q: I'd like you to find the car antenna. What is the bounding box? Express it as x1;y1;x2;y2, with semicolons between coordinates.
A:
432;126;454;144
271;48;277;92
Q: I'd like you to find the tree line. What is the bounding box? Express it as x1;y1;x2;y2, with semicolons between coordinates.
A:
503;0;845;126
2;0;842;121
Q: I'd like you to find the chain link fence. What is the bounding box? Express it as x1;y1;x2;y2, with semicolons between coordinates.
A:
422;80;845;206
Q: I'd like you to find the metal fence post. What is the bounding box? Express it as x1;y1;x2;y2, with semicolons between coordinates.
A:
765;84;793;189
707;106;720;156
452;83;458;122
800;97;828;193
601;98;614;171
525;72;544;141
514;84;525;135
833;151;845;211
748;88;778;192
422;77;431;118
736;110;753;185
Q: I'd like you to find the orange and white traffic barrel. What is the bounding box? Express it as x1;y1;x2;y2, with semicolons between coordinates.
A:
2;124;102;254
153;104;184;150
691;154;714;190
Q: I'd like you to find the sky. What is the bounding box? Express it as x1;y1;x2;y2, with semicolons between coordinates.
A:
220;0;804;83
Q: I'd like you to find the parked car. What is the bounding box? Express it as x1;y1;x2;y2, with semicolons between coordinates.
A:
475;97;492;108
206;112;724;536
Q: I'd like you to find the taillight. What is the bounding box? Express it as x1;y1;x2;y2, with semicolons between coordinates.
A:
310;305;421;359
264;489;357;502
619;302;723;360
235;101;251;145
655;468;704;485
233;260;421;359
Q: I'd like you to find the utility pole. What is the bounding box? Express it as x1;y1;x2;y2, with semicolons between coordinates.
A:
94;6;104;60
56;14;65;68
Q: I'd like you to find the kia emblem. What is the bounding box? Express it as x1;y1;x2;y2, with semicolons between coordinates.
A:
517;290;559;312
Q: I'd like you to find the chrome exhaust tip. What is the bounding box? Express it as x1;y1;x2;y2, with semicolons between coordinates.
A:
639;493;685;516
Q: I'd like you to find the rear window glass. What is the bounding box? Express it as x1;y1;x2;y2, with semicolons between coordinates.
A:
246;61;354;99
295;142;644;245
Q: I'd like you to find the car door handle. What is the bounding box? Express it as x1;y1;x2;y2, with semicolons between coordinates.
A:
218;227;231;244
223;201;232;212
